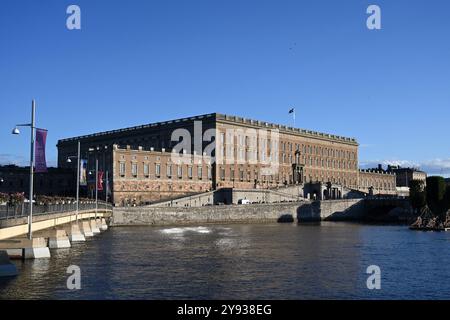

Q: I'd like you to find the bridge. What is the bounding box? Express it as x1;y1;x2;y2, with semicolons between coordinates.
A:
0;201;113;277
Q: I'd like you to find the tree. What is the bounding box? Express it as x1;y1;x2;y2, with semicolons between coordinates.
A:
426;176;446;217
409;179;426;210
444;185;450;212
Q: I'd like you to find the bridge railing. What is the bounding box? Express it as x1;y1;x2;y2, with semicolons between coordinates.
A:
0;201;113;221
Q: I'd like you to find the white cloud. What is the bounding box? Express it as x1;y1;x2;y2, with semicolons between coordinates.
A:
360;158;450;177
421;158;450;175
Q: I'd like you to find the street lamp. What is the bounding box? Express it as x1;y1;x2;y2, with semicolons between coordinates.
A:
66;141;81;223
87;147;99;219
11;100;36;240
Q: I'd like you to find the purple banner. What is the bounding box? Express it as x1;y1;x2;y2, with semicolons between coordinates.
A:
35;129;48;173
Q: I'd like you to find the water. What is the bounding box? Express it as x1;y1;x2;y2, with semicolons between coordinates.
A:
1;222;450;299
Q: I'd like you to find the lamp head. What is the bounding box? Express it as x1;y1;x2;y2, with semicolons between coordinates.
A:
12;127;20;135
66;158;72;163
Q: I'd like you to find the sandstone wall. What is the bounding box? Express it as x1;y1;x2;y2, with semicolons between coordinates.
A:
111;199;365;226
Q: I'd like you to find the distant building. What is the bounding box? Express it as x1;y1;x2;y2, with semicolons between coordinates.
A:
386;165;427;187
358;168;397;196
0;165;75;198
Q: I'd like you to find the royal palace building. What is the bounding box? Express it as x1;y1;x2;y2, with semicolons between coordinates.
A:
57;113;396;205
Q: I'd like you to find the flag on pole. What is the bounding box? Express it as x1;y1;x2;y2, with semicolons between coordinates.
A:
97;171;104;191
80;159;88;186
35;129;48;173
288;107;296;126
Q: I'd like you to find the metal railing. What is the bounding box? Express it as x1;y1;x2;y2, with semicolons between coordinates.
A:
0;201;113;221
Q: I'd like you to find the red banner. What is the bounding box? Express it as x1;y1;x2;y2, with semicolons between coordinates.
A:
35;129;48;173
97;171;104;191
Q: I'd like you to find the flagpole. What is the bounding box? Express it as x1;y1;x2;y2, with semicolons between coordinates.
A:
76;140;80;223
293;109;296;127
105;170;108;211
95;157;98;219
28;100;35;240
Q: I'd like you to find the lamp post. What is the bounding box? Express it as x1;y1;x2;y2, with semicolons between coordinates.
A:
95;157;98;219
66;140;81;222
11;100;36;240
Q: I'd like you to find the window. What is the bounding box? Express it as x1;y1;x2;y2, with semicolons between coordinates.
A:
188;166;193;179
238;148;244;161
220;168;225;180
198;166;203;179
119;162;126;176
177;165;182;179
207;166;212;180
155;163;161;177
167;164;172;178
246;150;252;162
239;170;244;181
131;163;137;177
143;163;149;177
239;135;244;146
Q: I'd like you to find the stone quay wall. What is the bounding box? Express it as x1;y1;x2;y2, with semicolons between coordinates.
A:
111;199;365;226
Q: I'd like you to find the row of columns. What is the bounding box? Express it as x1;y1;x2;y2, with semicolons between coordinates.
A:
0;218;108;277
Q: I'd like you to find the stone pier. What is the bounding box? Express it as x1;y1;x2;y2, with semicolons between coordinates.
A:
0;237;51;259
65;223;86;242
81;220;94;237
34;228;71;249
100;218;108;231
90;219;101;234
48;229;71;249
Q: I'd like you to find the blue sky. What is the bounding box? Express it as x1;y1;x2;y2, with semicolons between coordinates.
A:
0;0;449;176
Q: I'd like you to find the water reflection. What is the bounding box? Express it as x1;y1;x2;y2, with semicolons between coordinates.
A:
1;222;449;299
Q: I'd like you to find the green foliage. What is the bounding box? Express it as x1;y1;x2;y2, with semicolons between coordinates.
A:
9;192;25;205
409;179;426;209
444;185;450;212
426;176;447;216
0;192;9;203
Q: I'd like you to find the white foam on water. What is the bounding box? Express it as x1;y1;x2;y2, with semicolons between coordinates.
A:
160;226;212;235
186;227;211;234
160;228;185;234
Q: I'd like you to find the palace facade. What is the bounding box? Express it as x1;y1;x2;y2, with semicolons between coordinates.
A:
57;113;396;205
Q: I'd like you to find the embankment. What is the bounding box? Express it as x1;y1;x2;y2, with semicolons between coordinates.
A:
111;199;371;226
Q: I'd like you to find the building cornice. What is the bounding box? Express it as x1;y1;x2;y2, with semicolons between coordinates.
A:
215;113;358;146
57;112;358;147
